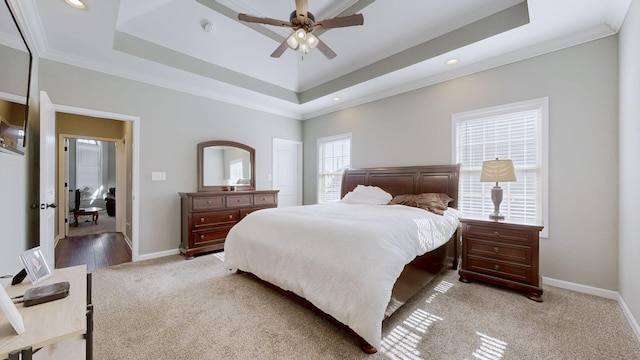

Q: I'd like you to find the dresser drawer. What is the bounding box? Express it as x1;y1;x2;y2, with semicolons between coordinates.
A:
240;207;272;219
192;196;225;211
226;195;253;207
191;226;233;247
466;238;531;264
466;256;532;284
254;193;277;206
192;210;238;229
464;224;533;244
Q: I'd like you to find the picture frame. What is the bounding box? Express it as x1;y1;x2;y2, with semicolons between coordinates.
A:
0;285;25;334
19;246;53;284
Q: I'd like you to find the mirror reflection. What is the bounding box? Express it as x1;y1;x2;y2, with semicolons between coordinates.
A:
197;140;255;191
202;146;251;186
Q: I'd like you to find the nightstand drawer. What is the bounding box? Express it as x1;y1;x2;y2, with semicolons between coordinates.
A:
466;256;531;284
464;224;533;244
466;238;531;264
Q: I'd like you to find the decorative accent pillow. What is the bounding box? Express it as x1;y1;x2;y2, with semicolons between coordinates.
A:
388;193;454;215
341;185;393;205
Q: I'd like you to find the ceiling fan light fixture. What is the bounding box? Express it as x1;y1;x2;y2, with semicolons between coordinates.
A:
299;43;310;54
306;33;318;49
286;33;299;49
295;28;306;40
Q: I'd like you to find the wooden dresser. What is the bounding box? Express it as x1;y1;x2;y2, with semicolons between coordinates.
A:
458;216;544;302
179;190;278;259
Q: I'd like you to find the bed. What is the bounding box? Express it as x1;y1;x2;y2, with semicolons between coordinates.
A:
223;164;461;353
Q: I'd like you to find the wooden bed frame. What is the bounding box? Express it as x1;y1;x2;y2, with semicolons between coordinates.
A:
341;165;461;325
241;164;461;353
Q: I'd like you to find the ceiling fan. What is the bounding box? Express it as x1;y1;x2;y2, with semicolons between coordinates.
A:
237;0;364;59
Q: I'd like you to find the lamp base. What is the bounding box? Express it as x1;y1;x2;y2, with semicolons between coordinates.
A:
490;185;505;220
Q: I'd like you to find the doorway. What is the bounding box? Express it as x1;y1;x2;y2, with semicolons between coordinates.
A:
65;137;117;238
55;118;131;271
41;101;140;272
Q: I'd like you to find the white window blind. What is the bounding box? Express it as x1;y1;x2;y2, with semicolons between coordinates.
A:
76;139;102;203
317;133;351;203
453;98;548;235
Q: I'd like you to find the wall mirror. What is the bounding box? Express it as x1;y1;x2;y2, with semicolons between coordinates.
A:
0;0;32;154
197;140;255;192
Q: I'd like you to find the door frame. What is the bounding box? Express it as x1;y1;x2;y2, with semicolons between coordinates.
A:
49;103;141;261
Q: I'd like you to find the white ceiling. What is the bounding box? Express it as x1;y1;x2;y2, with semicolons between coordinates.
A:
1;0;633;119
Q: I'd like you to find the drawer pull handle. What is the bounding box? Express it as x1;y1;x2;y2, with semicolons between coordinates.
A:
494;231;500;236
200;235;205;240
200;217;205;223
494;247;500;253
206;200;212;205
262;197;266;201
229;215;233;220
494;264;500;271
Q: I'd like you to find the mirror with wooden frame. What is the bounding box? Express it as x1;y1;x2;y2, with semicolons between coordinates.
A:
197;140;255;192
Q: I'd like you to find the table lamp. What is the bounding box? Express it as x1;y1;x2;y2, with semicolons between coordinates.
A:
480;159;516;220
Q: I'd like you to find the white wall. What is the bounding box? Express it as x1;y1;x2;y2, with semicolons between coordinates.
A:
619;0;640;329
0;152;28;285
37;59;302;257
303;36;619;290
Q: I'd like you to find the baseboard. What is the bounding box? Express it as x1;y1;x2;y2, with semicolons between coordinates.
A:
618;294;640;343
542;276;618;299
136;248;180;262
543;276;640;343
122;234;132;249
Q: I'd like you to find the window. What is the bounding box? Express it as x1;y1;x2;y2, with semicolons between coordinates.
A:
229;159;243;184
452;98;549;237
76;139;103;205
317;133;351;203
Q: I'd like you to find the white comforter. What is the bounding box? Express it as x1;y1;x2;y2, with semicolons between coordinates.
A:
223;202;460;350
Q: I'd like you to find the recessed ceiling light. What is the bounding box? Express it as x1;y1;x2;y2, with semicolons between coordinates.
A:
332;97;341;101
65;0;86;9
446;58;459;66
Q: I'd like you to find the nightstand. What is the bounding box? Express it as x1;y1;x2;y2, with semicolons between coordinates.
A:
458;216;544;302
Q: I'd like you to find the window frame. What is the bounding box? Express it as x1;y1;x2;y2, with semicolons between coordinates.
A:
317;133;352;203
451;97;549;238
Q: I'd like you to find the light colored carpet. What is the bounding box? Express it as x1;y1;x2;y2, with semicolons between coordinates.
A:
90;253;640;360
67;210;115;237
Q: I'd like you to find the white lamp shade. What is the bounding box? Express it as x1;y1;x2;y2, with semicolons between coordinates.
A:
306;33;318;48
286;33;299;49
480;159;516;182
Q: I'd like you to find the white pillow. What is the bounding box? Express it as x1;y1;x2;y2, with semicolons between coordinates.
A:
341;185;392;205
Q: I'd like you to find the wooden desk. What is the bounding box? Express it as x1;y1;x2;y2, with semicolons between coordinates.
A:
0;265;92;360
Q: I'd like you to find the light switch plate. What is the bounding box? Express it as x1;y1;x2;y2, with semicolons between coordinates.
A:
151;172;166;181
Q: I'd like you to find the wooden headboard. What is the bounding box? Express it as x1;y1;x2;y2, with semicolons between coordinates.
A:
340;164;461;209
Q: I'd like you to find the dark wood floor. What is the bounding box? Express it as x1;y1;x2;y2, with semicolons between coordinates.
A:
55;232;132;272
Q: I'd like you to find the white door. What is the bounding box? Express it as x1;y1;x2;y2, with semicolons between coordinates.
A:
39;91;56;267
272;138;302;207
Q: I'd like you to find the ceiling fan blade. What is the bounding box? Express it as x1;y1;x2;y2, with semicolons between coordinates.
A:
270;39;290;58
316;39;337;60
314;14;364;29
295;0;308;21
238;13;291;27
